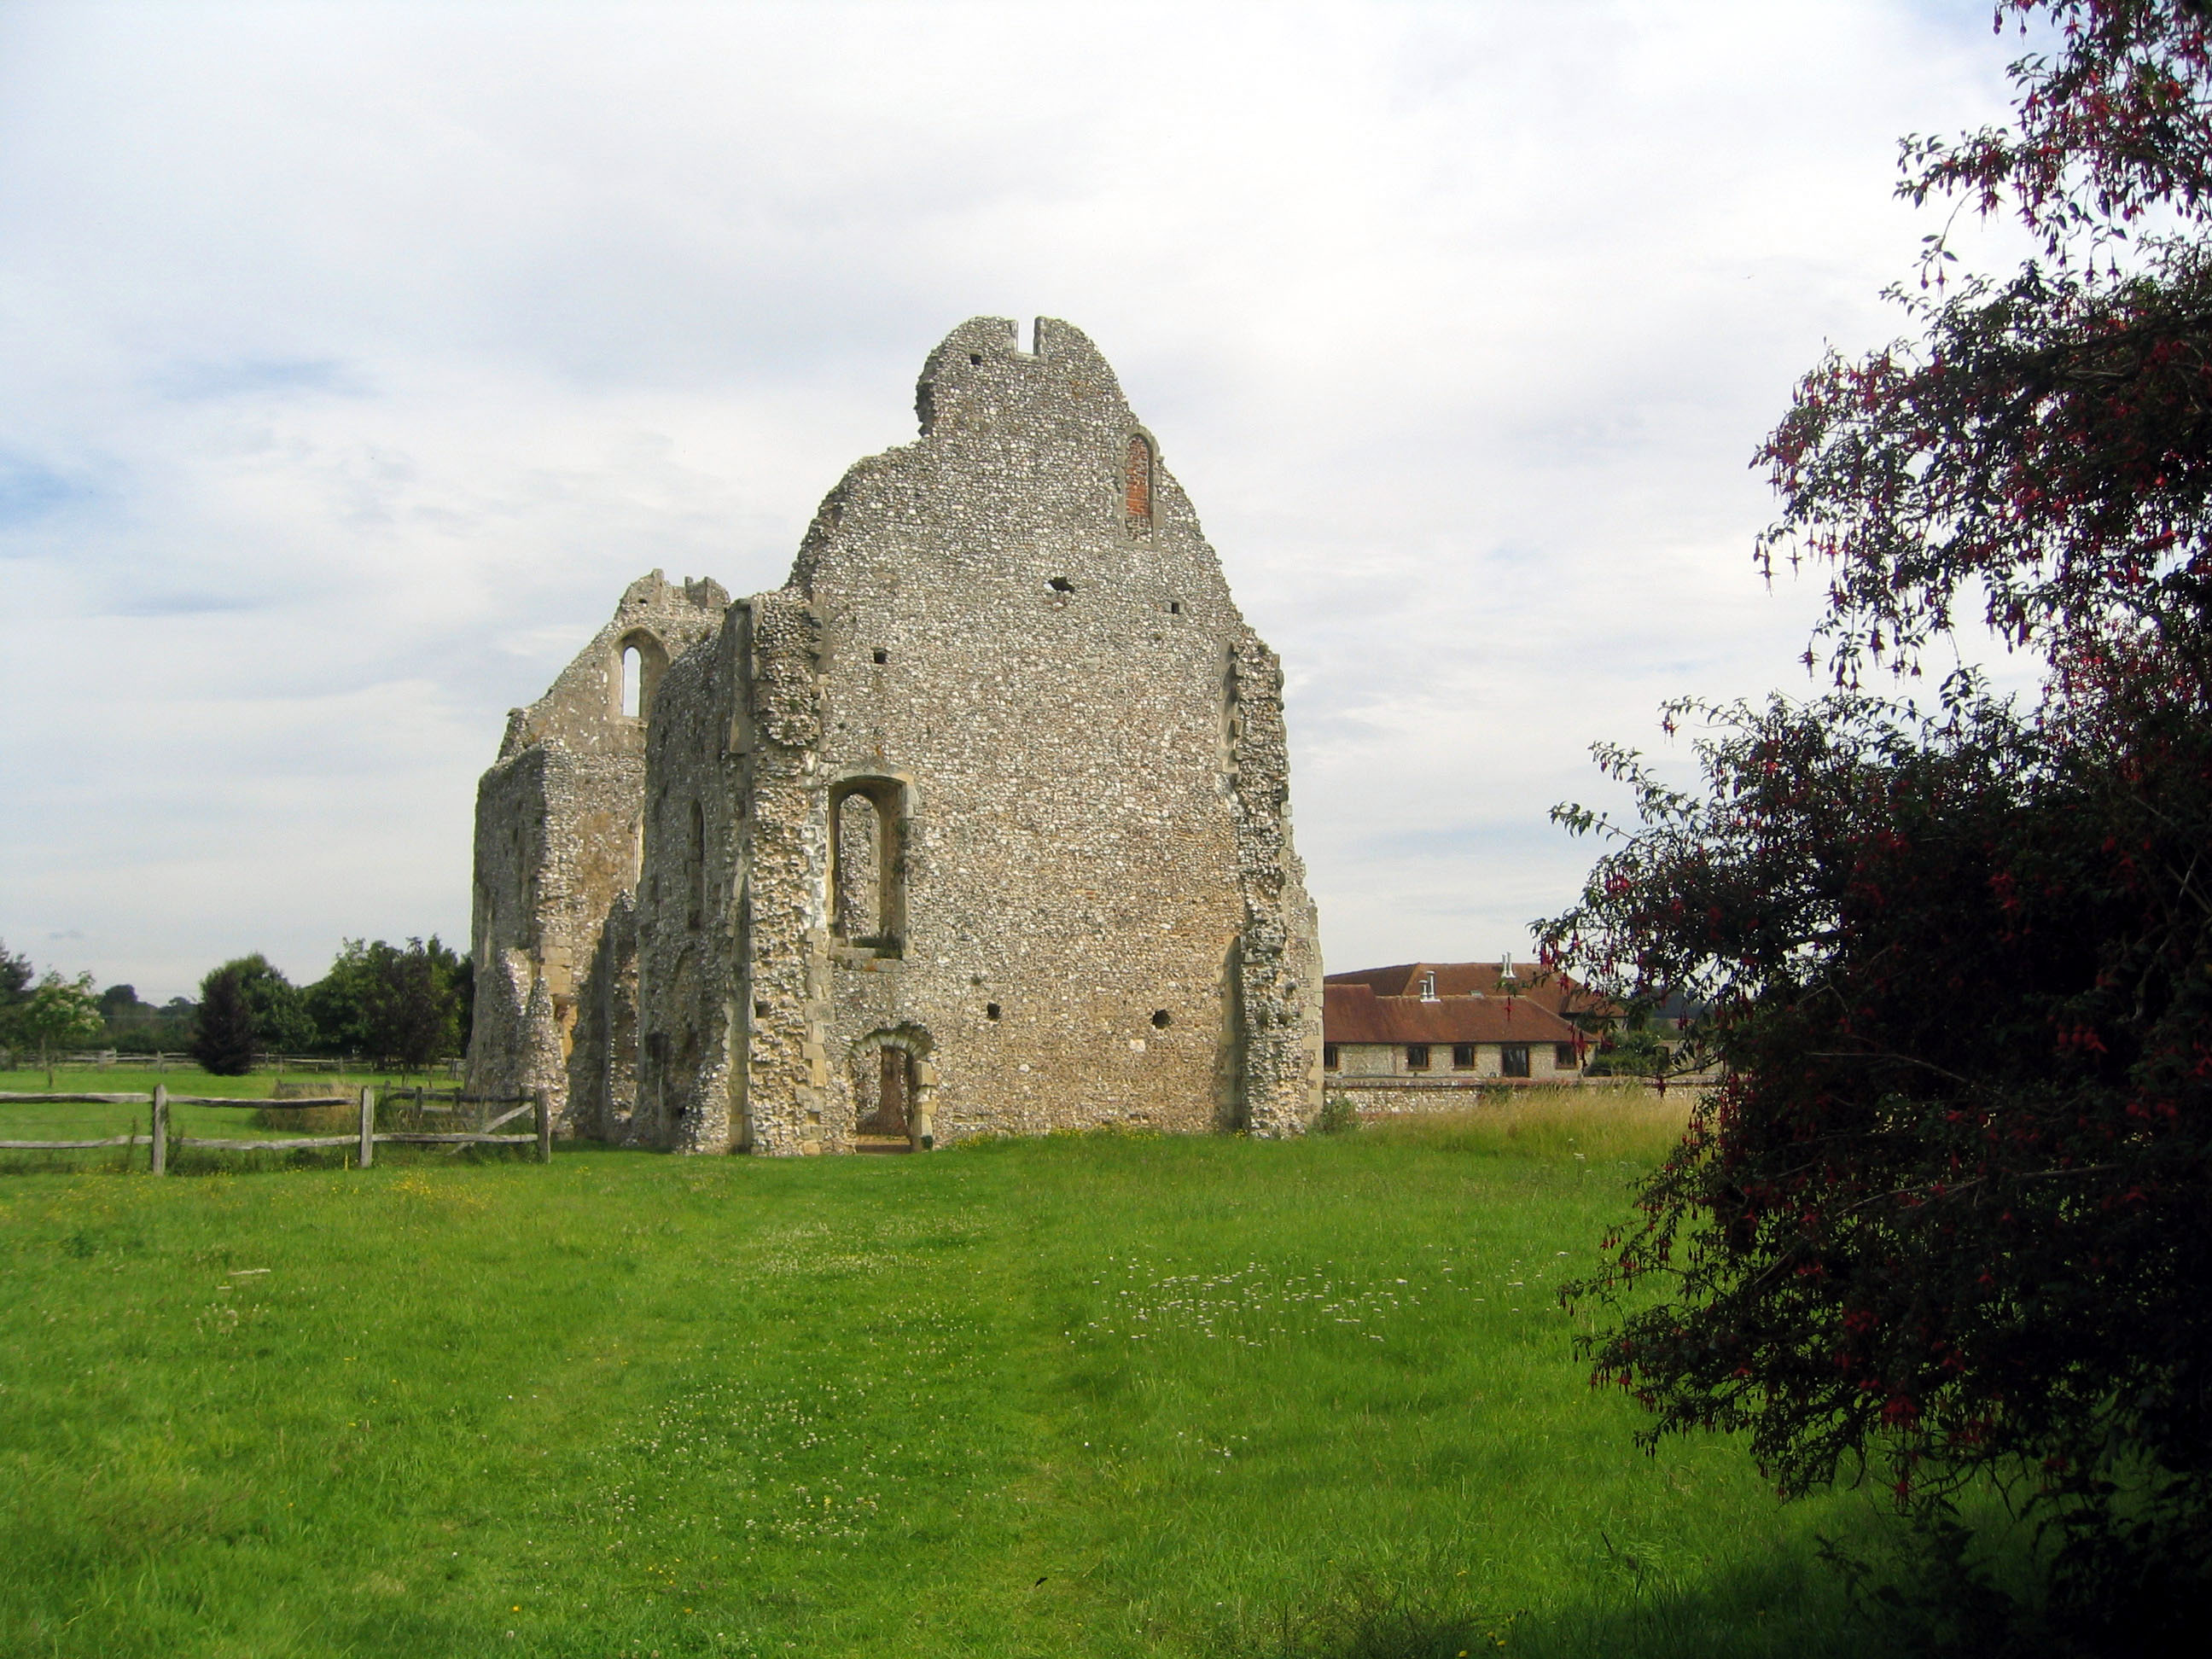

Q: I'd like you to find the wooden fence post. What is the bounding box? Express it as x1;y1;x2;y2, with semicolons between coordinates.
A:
151;1085;167;1175
358;1087;376;1169
535;1089;552;1163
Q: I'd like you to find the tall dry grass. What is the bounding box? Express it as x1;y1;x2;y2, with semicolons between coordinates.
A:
1358;1081;1698;1163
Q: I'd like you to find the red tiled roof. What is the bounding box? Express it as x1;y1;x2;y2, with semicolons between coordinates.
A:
1323;982;1580;1045
1324;961;1614;1020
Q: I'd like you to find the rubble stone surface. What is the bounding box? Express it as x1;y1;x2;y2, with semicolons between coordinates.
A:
464;571;728;1135
469;317;1322;1150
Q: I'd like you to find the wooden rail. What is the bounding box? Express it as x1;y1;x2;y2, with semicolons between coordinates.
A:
0;1086;552;1170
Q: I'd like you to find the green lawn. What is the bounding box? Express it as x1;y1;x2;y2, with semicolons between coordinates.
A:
0;1091;1900;1657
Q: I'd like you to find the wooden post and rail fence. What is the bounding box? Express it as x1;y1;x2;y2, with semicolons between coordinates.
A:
0;1087;553;1169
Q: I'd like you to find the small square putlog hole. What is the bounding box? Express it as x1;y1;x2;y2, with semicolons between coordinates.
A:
1150;1009;1172;1028
986;1002;1001;1021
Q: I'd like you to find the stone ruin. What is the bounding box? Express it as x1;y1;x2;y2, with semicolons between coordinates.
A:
465;570;729;1138
467;317;1323;1151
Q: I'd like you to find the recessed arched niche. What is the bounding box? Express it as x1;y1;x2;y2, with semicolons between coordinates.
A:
1125;432;1154;526
830;777;908;957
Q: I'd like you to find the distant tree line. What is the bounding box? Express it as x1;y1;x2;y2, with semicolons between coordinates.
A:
2;935;473;1078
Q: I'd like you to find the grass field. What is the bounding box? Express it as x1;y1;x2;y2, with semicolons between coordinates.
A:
0;1083;1908;1657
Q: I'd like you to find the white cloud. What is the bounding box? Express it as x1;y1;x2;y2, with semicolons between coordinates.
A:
0;0;2034;996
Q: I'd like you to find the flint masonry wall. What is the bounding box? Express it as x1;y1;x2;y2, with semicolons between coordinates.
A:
626;316;1323;1154
466;570;727;1134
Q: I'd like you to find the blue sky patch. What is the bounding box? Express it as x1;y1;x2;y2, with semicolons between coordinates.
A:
0;453;97;528
153;356;365;402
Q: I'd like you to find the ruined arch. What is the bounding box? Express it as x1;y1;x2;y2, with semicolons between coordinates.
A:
843;1024;936;1150
830;775;908;956
614;629;672;721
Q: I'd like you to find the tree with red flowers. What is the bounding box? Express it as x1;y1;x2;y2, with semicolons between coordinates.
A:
1545;4;2212;1644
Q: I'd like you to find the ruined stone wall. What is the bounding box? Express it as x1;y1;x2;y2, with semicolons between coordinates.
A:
465;570;726;1132
632;316;1323;1153
631;591;831;1153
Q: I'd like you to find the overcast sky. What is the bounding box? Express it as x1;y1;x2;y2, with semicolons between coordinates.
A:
0;1;2037;1000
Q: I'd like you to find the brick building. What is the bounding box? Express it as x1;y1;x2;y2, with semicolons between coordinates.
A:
1322;961;1593;1111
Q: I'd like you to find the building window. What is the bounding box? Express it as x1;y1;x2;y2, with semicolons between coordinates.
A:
614;630;670;721
1555;1043;1579;1068
831;778;906;955
1323;1044;1339;1071
1452;1044;1475;1070
1500;1044;1530;1078
1126;433;1154;521
1406;1044;1430;1071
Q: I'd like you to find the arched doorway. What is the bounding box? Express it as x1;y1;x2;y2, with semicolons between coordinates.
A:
845;1026;934;1153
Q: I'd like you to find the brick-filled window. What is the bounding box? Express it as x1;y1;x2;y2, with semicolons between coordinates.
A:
1126;433;1154;521
1406;1044;1430;1071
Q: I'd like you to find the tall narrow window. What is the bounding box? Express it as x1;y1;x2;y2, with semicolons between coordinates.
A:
830;778;907;955
688;800;706;930
1125;433;1153;522
615;631;669;722
835;793;881;940
621;646;643;718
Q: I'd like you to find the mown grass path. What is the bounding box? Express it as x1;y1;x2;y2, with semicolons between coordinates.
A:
0;1115;1883;1657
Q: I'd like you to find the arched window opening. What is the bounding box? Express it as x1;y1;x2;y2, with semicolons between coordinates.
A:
835;793;881;940
1125;433;1154;522
615;630;671;723
830;778;906;955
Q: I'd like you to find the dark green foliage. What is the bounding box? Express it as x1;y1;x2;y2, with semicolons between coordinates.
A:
189;966;256;1076
303;937;466;1070
0;940;32;1010
1542;4;2212;1644
229;955;313;1053
93;985;195;1052
3;973;106;1087
1545;675;2212;1605
1586;1026;1668;1082
1312;1094;1360;1134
